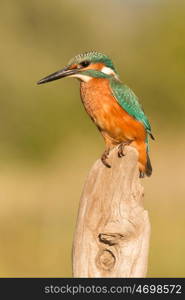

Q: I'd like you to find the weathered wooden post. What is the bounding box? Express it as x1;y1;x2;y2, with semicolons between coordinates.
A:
72;146;150;277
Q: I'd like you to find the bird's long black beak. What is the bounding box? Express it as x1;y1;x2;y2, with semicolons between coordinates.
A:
37;67;80;85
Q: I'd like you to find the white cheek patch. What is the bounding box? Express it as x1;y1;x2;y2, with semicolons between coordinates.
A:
101;66;119;80
101;66;115;75
69;74;92;82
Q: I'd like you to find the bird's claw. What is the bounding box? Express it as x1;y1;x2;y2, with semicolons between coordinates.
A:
101;149;111;168
118;143;126;157
118;142;131;158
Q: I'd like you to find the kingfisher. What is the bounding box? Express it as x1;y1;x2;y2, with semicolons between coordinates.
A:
37;51;154;177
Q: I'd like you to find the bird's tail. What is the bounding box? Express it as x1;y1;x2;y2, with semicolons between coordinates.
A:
145;152;152;177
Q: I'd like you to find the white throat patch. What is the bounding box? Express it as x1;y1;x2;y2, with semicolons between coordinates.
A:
69;73;92;82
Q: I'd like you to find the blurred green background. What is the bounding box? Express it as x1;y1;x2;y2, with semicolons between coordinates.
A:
0;0;184;277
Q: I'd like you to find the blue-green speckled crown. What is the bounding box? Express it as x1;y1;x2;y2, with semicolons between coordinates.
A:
68;51;117;73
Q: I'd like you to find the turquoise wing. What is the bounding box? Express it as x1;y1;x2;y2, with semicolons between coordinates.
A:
110;79;154;148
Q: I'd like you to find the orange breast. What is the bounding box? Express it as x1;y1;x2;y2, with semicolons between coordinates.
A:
80;78;146;145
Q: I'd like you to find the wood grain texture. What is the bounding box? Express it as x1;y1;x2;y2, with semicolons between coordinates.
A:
72;146;150;278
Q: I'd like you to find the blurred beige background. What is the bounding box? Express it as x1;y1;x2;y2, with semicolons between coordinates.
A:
0;0;185;277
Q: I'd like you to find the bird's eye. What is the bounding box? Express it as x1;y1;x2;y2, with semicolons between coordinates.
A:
80;61;90;68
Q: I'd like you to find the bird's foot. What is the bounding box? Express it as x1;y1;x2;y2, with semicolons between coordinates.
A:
101;149;111;168
118;141;131;158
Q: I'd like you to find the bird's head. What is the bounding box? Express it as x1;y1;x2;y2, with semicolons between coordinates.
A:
37;51;119;85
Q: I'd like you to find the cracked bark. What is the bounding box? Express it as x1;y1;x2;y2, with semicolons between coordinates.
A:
72;146;150;277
